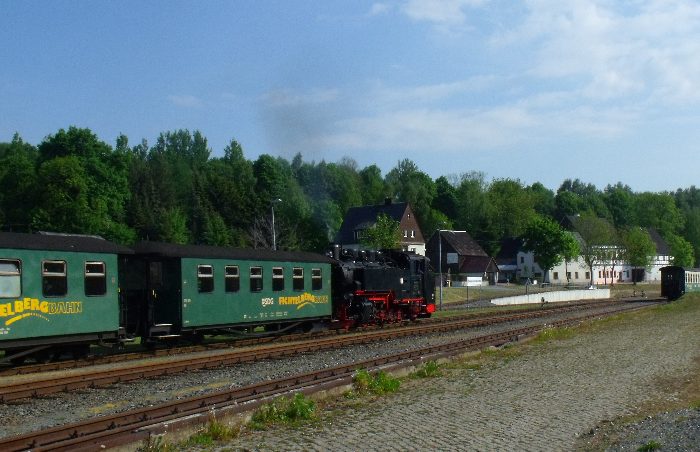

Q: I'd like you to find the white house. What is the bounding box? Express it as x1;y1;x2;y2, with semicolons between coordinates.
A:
516;227;671;285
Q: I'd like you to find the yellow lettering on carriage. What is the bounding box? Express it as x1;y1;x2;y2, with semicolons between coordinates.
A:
278;292;329;309
1;298;83;326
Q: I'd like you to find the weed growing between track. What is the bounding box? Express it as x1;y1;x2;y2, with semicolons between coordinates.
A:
410;360;443;379
349;369;401;396
250;393;317;430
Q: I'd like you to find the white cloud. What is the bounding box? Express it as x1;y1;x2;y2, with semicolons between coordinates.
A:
503;0;700;104
368;3;392;16
401;0;486;28
167;95;203;108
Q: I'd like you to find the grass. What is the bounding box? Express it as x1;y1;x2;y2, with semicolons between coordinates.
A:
531;326;576;344
137;435;174;452
183;414;240;447
249;393;317;430
350;369;401;396
410;361;443;379
637;440;663;451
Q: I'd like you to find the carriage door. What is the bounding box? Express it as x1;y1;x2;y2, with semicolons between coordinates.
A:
148;261;163;326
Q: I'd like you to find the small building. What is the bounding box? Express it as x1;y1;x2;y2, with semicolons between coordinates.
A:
335;199;426;255
495;237;523;283
426;230;499;285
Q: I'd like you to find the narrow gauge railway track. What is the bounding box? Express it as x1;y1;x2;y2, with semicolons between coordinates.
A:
0;299;650;404
0;301;656;452
0;299;625;377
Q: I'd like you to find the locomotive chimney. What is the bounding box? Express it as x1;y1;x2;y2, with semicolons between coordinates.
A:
333;244;340;260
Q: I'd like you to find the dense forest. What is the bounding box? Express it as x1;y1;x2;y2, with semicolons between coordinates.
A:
1;127;699;266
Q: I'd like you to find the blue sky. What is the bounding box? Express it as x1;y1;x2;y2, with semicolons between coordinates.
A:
2;0;700;192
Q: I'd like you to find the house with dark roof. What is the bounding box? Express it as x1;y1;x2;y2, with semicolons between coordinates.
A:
335;199;426;255
425;230;499;285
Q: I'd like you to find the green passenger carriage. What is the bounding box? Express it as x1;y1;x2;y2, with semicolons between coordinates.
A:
0;232;131;362
122;242;334;342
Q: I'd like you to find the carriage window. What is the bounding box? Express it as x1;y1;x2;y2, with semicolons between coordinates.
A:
197;265;214;293
272;267;284;291
293;267;304;291
225;265;240;292
311;268;322;291
250;266;263;292
0;259;21;298
43;260;67;297
84;261;106;296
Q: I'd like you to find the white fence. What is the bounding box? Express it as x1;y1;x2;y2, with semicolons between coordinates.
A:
449;276;483;287
491;288;611;305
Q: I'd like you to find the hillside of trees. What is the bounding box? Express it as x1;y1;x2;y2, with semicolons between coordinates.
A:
1;127;699;266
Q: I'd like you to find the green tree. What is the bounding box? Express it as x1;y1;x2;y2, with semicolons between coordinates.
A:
360;213;402;250
359;164;387;205
555;179;610;220
455;171;489;247
433;176;458;220
30;156;92;233
484;178;536;254
385;159;436;233
571;213;616;287
666;233;695;267
527;182;555;217
603;183;636;229
622;228;656;283
36;127;133;241
561;231;581;282
159;207;190;244
0;134;38;230
674;186;700;265
634;192;684;237
522;216;578;283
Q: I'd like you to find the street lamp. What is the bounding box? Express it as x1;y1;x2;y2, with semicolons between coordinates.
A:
271;198;282;250
437;228;447;311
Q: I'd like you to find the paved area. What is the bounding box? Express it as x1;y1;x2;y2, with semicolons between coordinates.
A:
210;300;700;451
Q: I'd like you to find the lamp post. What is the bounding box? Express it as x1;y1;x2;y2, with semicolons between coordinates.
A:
271;198;282;250
438;230;442;311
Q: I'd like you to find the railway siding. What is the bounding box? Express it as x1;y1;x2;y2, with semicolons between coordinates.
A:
226;298;700;451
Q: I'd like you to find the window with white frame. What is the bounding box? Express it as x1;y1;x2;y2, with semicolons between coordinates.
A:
0;259;21;298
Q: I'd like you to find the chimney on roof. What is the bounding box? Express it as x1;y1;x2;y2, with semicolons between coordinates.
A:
384;197;392;205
